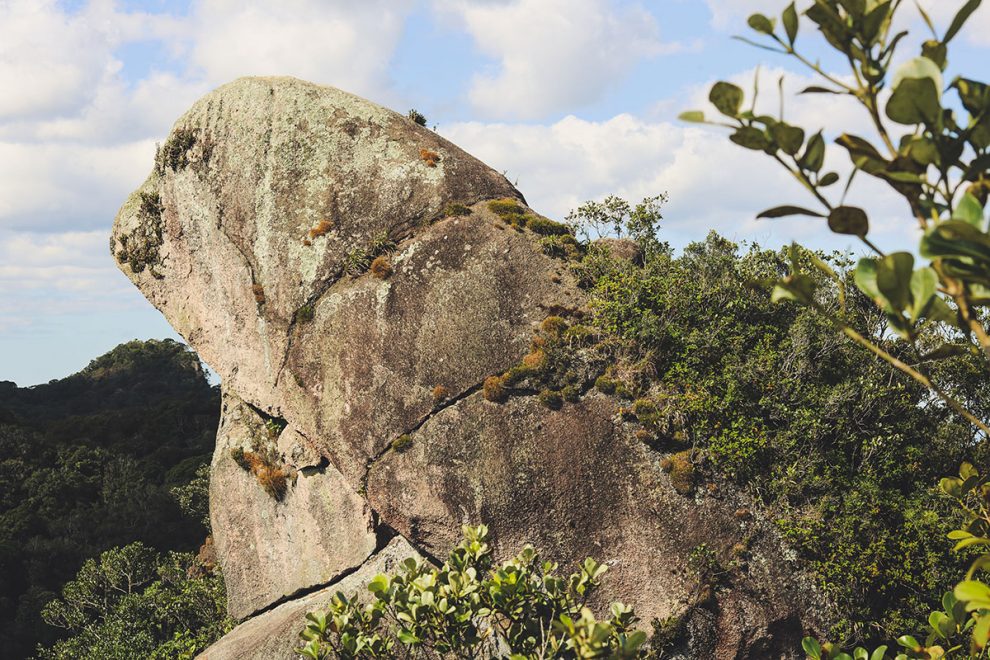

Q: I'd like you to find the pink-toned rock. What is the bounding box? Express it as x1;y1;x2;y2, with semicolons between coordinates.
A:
112;77;821;657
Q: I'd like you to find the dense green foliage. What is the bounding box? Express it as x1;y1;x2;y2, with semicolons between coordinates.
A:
37;541;231;660
584;230;987;643
681;0;990;654
0;339;220;657
298;526;645;659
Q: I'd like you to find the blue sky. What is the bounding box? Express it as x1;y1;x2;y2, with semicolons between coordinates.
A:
1;0;988;385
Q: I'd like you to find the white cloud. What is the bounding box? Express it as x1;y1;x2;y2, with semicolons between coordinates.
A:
434;0;671;119
0;139;155;232
443;96;914;253
187;0;414;102
0;0;183;121
917;0;990;46
0;230;138;332
704;0;790;30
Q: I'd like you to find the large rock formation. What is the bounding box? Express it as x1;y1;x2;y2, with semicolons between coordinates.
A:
111;76;819;658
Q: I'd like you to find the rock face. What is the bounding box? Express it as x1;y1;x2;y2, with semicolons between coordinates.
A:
210;392;378;619
199;536;422;660
112;76;819;658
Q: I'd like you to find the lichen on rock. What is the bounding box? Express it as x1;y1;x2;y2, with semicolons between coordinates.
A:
110;76;821;658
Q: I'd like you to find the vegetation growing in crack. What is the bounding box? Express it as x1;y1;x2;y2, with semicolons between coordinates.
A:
370;255;393;280
406;109;427;127
343;232;398;278
297;525;646;659
443;203;472;218
114;191;166;277
419;148;440;168
230;413;292;501
155;128;197;175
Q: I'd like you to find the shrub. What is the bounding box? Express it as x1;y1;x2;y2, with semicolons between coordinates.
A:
595;375;617;395
230;441;290;501
391;434;412;452
308;219;334;239
419;148;440;167
482;375;507;403
539;389;563;410
297;526;646;659
660;450;695;496
501;364;535;387
431;385;449;405
487;198;523;216
344;247;371;275
296;304;314;322
632;398;660;426
155;128;197;174
527;216;572;236
38;542;232;659
521;349;547;371
540;315;568;336
370;255;393;280
443;203;472;217
407;109;427;126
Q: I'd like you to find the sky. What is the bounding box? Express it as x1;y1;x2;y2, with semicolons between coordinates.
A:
1;0;988;386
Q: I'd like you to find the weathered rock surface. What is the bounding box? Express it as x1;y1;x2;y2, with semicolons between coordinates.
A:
210;392;378;619
110;76;821;657
199;536;422;660
368;393;811;656
111;75;523;419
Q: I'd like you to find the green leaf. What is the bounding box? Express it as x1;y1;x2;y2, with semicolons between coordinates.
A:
397;629;421;645
887;78;943;125
800;85;842;94
756;205;825;219
886;57;943;125
837;0;865;16
892;57;944;92
747;13;775;34
940;476;963;498
771;123;805;155
819;172;840;186
710;82;744;117
929;611;951;639
828;206;869;236
953;78;990;116
802;636;822;659
862;2;892;44
678;110;706;123
955;580;990;608
799;132;826;172
876;252;915;313
945;0;982;43
921;40;948;70
953;192;986;228
896;634;921;650
909;267;937;321
954;536;990;550
905;137;939;167
368;574;389;594
870;646;888;660
783;3;799;43
921;220;990;263
772;274;818;304
836;134;887;174
855;258;884;304
730;126;771;150
974;611;990;648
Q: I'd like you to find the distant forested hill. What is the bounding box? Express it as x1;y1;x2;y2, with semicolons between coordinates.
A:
0;339;220;658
